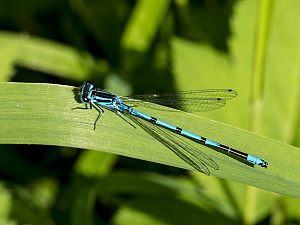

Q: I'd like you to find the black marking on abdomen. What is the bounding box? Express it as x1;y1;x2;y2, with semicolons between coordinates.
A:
219;144;229;151
198;137;206;144
175;127;182;133
150;117;157;123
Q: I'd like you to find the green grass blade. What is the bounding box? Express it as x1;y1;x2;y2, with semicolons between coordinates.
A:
0;82;300;198
0;33;24;81
0;31;108;81
250;0;274;133
121;0;171;52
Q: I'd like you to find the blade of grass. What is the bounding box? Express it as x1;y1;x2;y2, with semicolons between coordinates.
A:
249;0;274;133
0;82;299;198
0;33;24;81
121;0;171;52
0;31;108;81
246;1;274;223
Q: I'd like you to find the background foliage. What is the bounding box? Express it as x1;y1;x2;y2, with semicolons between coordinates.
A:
0;0;300;224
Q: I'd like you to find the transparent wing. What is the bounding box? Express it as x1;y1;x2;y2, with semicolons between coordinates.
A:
126;114;219;175
122;89;237;112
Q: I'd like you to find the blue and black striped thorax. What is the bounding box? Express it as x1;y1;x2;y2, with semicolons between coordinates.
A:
79;80;131;113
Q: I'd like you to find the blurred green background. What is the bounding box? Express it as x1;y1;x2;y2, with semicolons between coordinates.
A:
0;0;300;224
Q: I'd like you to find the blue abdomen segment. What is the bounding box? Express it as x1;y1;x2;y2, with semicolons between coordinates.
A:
133;110;179;131
204;139;221;148
181;130;202;141
247;154;268;167
155;119;178;130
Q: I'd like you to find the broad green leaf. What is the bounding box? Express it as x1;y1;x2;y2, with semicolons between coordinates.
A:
0;82;299;198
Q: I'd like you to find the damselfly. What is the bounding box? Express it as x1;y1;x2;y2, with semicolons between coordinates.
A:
76;81;268;174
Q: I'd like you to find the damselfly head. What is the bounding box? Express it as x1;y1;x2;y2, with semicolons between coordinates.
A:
79;81;94;103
